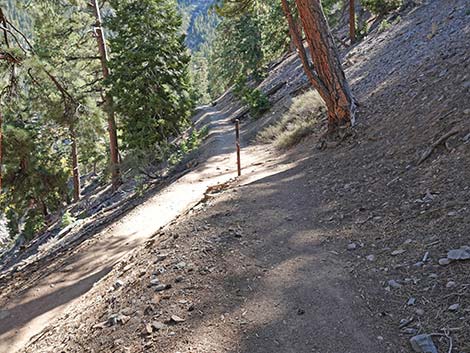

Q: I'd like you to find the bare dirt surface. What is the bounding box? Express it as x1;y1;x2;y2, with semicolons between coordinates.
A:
0;100;281;353
1;0;469;352
18;150;394;353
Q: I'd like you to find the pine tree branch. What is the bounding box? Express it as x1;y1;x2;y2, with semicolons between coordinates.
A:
3;19;36;54
65;55;101;61
0;25;28;54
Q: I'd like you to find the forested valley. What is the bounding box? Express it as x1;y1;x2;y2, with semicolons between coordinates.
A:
0;0;353;253
0;0;468;352
0;0;194;244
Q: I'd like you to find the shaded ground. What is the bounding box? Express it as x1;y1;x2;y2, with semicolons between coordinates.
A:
19;148;396;353
0;99;282;353
1;0;469;352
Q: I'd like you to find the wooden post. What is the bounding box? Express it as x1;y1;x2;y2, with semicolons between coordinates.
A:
349;0;356;44
235;119;241;177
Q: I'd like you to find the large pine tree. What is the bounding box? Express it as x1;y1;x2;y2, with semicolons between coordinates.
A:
107;0;193;160
214;0;356;133
0;1;108;238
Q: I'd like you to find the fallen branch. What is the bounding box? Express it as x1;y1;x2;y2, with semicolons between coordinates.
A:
230;106;250;123
0;25;27;54
399;316;415;329
417;128;460;165
265;52;291;71
0;52;21;64
4;17;35;53
335;35;350;48
429;331;453;353
264;81;286;97
139;168;161;180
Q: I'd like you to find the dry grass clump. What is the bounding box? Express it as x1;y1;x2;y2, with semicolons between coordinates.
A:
258;89;325;149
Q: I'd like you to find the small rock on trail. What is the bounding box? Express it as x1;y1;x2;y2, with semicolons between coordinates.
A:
447;246;470;261
410;334;438;353
347;243;358;251
366;254;376;262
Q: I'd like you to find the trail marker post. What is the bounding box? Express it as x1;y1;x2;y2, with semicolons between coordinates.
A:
235;119;241;176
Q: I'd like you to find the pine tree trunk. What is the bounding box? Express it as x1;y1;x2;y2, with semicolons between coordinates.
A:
289;36;296;52
281;0;328;99
70;126;80;202
0;9;7;194
292;0;356;133
287;16;302;52
91;0;121;190
349;0;356;43
0;110;3;193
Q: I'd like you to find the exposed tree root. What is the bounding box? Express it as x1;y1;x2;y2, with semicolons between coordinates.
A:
417;128;460;165
317;124;356;150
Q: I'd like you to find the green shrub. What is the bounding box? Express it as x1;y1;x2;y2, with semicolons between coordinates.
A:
23;213;45;241
133;175;147;197
168;126;209;166
356;18;370;40
362;0;402;16
234;78;271;118
61;211;76;228
243;89;271;118
378;19;392;32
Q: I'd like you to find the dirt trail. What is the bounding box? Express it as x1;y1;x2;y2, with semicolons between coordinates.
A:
0;103;273;353
17;143;394;353
0;98;392;353
3;1;468;351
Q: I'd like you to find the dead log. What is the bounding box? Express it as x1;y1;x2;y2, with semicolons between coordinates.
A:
265;81;287;96
417;128;460;165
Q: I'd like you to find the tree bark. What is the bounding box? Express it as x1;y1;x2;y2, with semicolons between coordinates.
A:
349;0;356;43
0;8;7;193
39;199;49;220
90;0;121;190
287;0;356;132
70;125;80;202
0;8;8;45
0;110;3;193
281;0;328;99
287;16;302;52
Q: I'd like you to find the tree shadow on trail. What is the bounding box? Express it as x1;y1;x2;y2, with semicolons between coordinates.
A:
152;2;470;351
0;266;112;349
152;151;396;353
0;234;144;351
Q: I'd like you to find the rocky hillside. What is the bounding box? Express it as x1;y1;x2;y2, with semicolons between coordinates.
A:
178;0;218;51
2;0;31;35
0;0;469;352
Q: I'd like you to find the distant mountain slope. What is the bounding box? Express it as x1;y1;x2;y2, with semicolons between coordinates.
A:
178;0;219;51
1;0;32;36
